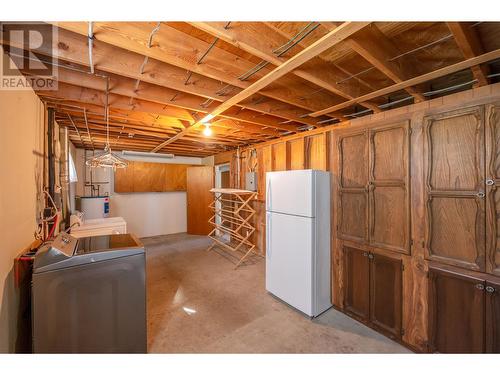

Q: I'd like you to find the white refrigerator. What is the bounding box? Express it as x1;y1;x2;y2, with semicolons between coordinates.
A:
266;169;332;318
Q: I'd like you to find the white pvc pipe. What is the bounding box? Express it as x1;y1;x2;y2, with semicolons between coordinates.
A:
88;22;94;74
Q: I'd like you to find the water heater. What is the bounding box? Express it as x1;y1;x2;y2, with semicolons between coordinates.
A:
79;196;110;219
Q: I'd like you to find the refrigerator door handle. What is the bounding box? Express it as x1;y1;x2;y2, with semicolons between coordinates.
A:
266;213;272;258
266;179;272;211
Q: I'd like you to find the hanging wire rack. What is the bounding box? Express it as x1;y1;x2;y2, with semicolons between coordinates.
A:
85;103;128;170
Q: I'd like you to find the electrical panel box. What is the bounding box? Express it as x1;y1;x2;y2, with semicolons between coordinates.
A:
245;172;257;192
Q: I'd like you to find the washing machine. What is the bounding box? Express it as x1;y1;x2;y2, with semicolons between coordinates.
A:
32;232;146;353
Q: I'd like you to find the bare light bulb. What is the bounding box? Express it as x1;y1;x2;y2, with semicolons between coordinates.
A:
203;124;212;136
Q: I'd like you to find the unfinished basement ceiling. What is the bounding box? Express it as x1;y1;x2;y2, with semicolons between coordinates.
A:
2;21;500;157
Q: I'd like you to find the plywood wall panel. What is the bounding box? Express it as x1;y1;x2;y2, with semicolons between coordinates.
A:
287;138;305;170
114;161;189;193
272;142;287;171
305;133;327;171
256;145;272;200
114;164;135;192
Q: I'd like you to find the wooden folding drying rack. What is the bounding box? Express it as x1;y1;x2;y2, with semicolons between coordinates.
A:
207;188;261;269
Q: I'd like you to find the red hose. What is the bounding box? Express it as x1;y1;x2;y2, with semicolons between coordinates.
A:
46;214;59;240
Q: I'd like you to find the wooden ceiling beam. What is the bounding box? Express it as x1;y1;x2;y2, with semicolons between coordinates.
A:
68;134;215;156
58;114;272;144
189;22;381;114
2;25;322;127
65;123;248;148
342;23;426;102
48;101;192;129
151;22;370;151
45;67;300;133
36;82;193;123
447;22;490;87
43;96;286;140
68;137;217;155
39;83;288;137
56;108;278;139
310;48;500;117
66;128;231;149
51;23;342;117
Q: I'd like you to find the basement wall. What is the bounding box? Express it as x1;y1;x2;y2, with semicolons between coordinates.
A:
73;149;208;237
0;62;45;351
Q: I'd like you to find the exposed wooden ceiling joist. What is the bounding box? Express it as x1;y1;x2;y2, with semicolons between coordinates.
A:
188;21;381;114
151;22;371;152
2;21;498;156
2;25;323;127
52;23;344;117
310;48;500;117
447;22;490;86
341;23;426;102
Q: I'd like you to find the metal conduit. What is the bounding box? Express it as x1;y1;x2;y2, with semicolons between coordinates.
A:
215;22;320;97
341;70;499;119
131;22;161;103
197;37;219;65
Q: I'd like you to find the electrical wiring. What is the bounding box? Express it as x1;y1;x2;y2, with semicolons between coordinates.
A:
46;214;59;240
39;189;58;222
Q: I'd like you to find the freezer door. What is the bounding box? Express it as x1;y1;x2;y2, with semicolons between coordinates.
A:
266;211;313;316
266;170;314;217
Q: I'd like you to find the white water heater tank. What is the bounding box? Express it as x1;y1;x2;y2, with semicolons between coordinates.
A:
79;196;110;219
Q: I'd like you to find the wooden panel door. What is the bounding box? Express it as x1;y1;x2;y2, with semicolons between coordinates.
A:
343;245;370;321
424;107;486;271
369;253;403;338
428;268;485;353
187;166;214;235
338;132;369;243
486;280;500;353
369;122;410;254
486;103;500;276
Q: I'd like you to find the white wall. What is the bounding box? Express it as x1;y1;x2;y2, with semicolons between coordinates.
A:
0;55;45;352
74;149;206;238
110;192;187;237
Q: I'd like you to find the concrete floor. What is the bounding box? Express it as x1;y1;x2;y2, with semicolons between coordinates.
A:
143;233;410;353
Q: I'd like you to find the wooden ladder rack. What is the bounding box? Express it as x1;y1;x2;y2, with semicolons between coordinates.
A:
207;188;261;269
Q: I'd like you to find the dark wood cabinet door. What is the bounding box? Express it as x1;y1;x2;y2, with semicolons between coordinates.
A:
343;245;370;321
486;103;500;276
486;280;500;353
369;122;410;254
369;253;403;338
424;107;486;271
338;132;369;243
428;268;485;353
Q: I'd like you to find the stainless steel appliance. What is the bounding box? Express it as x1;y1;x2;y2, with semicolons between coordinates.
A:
32;233;146;353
